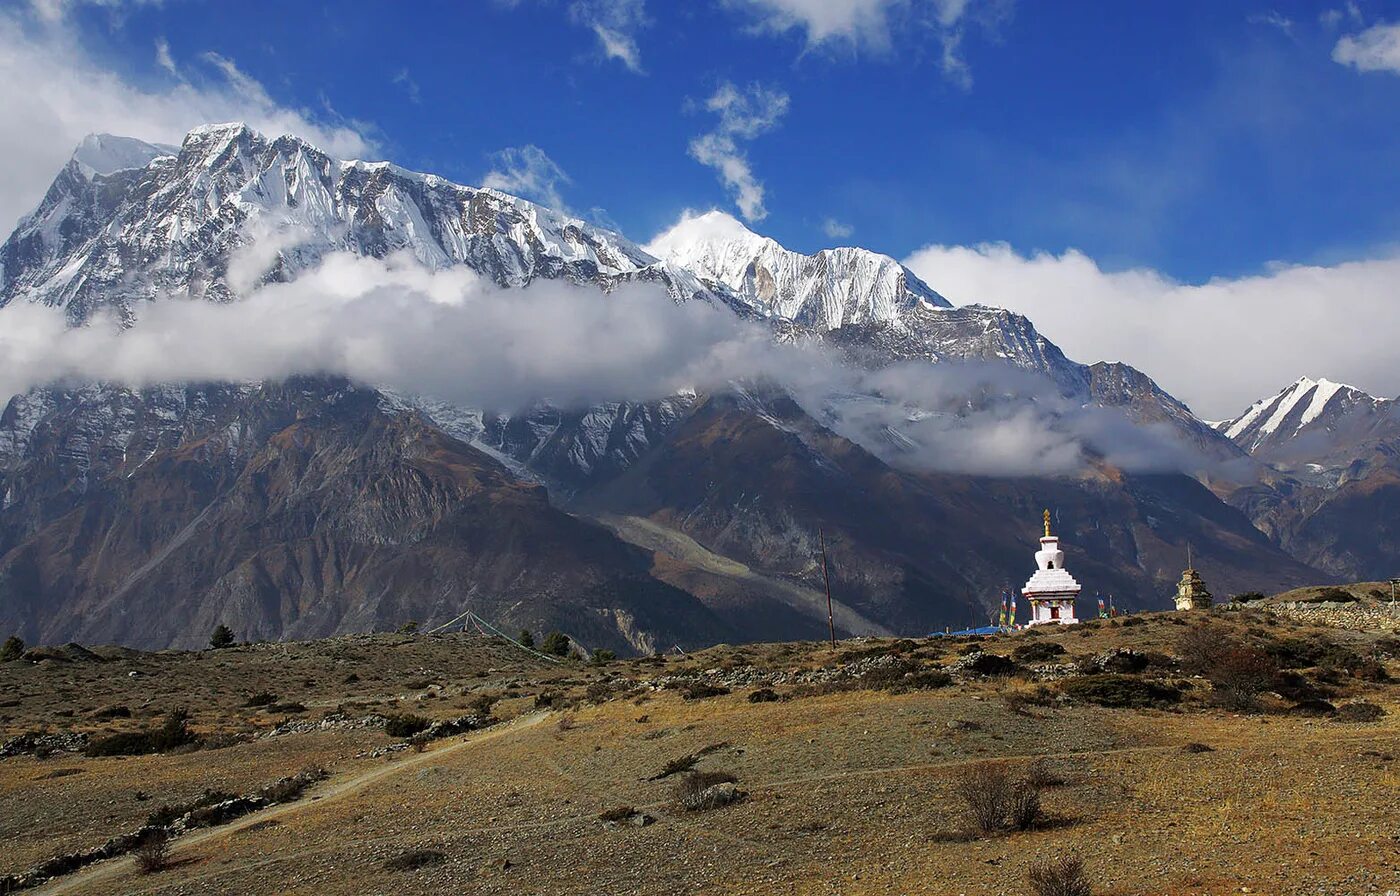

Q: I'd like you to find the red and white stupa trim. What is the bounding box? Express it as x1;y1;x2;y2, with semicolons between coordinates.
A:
1021;509;1081;626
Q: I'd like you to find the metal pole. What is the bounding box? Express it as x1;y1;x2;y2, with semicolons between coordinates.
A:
819;528;836;649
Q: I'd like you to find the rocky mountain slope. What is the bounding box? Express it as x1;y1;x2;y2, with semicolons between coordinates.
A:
0;123;1337;650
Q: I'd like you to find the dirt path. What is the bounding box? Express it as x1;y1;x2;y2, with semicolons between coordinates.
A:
35;712;550;896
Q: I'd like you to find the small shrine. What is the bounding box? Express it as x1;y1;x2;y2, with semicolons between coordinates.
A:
1174;546;1213;611
1021;510;1081;626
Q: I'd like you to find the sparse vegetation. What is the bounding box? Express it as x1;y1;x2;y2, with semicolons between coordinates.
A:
383;849;446;872
1059;675;1180;708
680;682;730;700
85;708;197;757
590;648;616;665
748;688;780;703
243;691;278;707
1335;701;1385;722
518;629;535;649
1027;855;1092;896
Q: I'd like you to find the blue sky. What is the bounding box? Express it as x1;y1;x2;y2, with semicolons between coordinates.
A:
23;0;1400;283
4;0;1400;415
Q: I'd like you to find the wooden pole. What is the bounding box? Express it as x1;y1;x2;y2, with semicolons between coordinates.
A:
819;528;836;649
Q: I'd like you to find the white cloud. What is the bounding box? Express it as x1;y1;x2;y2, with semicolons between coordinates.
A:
481;145;572;212
0;11;375;233
0;238;1206;477
688;82;789;222
1333;21;1400;74
726;0;1002;88
571;0;647;73
154;36;175;74
902;241;1400;419
821;217;853;239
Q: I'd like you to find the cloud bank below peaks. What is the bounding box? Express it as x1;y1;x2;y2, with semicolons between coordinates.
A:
0;243;1206;478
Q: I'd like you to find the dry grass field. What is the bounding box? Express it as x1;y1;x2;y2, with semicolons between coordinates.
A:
1;609;1397;896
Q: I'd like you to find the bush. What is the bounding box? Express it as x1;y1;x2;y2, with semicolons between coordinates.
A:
681;683;730;701
133;829;171;874
540;631;571;657
1207;646;1278;711
589;649;617;666
146;789;237;827
85;709;197;757
1177;625;1230;675
258;767;327;803
383;713;431;738
1028;855;1092;896
1335;701;1386;723
209;624;235;650
518;630;535;649
1181;742;1214;753
0;635;24;662
1012;642;1066;664
383;849;446;872
599;805;637;822
244;692;278;707
748;688;780;703
961;652;1018;677
1060;675;1180;709
672;770;742;811
955;762;1044;834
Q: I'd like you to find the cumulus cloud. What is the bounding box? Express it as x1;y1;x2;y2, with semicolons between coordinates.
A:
570;0;647;73
688;82;789;222
726;0;1004;87
0;10;375;233
481;145;572;212
1333;21;1400;74
902;241;1400;420
0;232;1208;477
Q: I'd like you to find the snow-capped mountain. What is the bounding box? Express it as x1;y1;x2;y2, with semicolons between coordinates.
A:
0;123;727;325
645;209;951;328
1217;376;1399;467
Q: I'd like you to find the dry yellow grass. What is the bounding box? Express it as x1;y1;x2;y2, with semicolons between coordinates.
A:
1;613;1397;895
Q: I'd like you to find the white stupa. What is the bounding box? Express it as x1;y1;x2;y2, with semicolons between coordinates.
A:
1021;510;1081;626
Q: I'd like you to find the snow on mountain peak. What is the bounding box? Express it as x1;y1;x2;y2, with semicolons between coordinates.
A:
70;134;177;178
1220;374;1387;457
643;209;951;331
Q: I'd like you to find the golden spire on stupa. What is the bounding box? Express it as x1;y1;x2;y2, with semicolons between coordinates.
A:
1043;508;1052;538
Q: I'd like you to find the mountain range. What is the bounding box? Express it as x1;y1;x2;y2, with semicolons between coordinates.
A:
0;122;1390;652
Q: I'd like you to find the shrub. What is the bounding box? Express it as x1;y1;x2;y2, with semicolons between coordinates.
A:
266;702;306;714
598;805;636;822
244;691;278;707
681;683;730;701
1023;758;1065;789
1335;702;1386;723
146;789;237;827
1231;592;1266;603
518;630;535;649
1012;642;1066;664
209;625;235;650
1177;625;1230;675
397;621;420;634
383;849;446;872
93;704;131;719
956;762;1045;834
540;631;571;657
590;649;617;666
0;635;24;662
466;693;500;717
383;713;431;738
957;763;1013;833
1288;699;1337;717
1207;646;1278;711
961;652;1018;677
672;770;742;811
1028;855;1092;896
258;767;327;803
1060;675;1180;708
748;688;780;703
1181;742;1214;753
133;829;171;874
85;709;197;757
1314;587;1357;603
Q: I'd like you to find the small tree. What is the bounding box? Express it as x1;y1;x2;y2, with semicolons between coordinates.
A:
540;631;571;657
397;621;420;634
0;635;24;662
590;649;617;666
518;629;535;649
208;625;234;650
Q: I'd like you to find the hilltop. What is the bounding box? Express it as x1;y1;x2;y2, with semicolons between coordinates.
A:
1;604;1397;895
